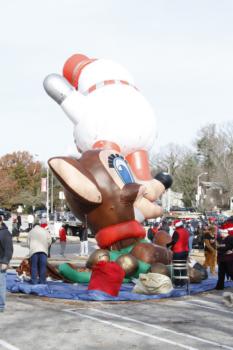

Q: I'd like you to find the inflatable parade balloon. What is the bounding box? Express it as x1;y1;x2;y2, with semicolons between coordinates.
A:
44;53;157;180
44;53;173;268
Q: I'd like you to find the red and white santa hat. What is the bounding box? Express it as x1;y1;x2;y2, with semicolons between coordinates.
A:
173;220;183;228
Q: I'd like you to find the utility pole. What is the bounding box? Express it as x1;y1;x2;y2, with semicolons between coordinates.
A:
50;172;54;214
46;167;50;222
167;165;171;212
196;172;208;209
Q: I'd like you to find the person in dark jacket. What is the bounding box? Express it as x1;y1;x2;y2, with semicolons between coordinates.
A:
195;222;204;250
215;229;233;290
147;222;160;242
79;223;89;256
16;214;22;232
0;216;13;312
160;219;170;234
12;217;20;242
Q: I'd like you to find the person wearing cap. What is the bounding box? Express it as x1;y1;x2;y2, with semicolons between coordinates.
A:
215;229;233;290
27;220;52;284
167;220;189;286
0;216;13;312
167;220;189;260
203;225;217;275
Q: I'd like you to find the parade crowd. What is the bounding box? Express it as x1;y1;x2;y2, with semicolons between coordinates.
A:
147;215;233;290
0;211;233;312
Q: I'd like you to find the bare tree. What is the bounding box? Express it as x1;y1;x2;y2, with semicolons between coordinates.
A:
151;143;187;175
195;122;233;196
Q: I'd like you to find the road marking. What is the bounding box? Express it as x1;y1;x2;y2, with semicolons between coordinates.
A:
0;340;20;350
179;299;233;315
86;308;233;350
64;309;198;350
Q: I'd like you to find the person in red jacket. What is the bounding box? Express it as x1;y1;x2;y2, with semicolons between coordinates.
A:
59;224;67;256
168;220;189;259
167;220;189;286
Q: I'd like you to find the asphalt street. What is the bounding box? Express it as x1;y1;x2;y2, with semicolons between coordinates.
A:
1;218;232;350
0;288;233;350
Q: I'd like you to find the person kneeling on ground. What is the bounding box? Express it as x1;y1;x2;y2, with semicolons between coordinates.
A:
27;220;52;284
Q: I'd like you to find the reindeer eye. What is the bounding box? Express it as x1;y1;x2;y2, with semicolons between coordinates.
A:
108;154;135;184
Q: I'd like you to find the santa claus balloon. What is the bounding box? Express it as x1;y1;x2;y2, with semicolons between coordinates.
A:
44;53;158;180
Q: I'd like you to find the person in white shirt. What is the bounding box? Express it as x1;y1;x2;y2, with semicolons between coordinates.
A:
27;221;52;284
27;213;34;230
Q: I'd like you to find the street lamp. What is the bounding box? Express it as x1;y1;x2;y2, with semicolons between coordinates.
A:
167;165;171;212
196;172;208;208
32;154;39;175
46;167;50;222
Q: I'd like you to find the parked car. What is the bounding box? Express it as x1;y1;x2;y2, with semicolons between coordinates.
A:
0;209;11;220
205;211;228;224
34;209;47;219
61;212;95;237
34;210;59;221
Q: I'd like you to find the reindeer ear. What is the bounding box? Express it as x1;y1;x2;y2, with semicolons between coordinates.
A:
48;157;102;204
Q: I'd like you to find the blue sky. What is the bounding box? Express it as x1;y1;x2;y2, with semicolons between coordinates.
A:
1;0;232;162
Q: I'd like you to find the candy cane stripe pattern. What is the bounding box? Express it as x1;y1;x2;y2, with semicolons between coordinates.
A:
82;79;138;96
